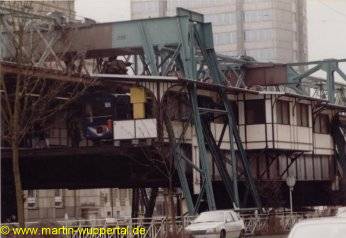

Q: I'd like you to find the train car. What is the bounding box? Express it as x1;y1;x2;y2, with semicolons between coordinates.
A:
82;91;132;141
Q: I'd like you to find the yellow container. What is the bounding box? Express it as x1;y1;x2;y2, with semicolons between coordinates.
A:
133;103;145;119
130;87;146;104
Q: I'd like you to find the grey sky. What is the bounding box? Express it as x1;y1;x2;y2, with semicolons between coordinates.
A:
75;0;346;66
75;0;130;22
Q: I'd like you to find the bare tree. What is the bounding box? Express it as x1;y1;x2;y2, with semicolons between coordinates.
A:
0;1;94;226
145;91;193;237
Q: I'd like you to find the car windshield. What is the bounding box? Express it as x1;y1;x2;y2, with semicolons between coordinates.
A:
193;211;225;223
291;223;346;238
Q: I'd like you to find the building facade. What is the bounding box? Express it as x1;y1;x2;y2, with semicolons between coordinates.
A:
24;189;132;221
130;0;308;63
24;188;168;222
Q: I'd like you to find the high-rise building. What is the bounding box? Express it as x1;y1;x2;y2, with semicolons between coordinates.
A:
130;0;167;19
130;0;308;63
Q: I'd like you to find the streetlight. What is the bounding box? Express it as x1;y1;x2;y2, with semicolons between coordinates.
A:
286;176;296;216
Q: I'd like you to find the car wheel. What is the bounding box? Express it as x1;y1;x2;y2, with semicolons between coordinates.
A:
220;229;226;238
238;229;245;238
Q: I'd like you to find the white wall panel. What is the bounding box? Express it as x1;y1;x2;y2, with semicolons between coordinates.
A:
135;119;157;138
113;119;157;139
113;120;135;140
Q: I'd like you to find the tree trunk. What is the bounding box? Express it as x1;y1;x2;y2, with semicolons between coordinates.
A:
12;142;25;226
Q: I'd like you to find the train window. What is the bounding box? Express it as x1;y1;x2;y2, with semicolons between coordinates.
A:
114;95;132;120
245;100;265;124
85;96;113;119
314;114;329;134
276;100;290;125
296;103;309;127
145;97;154;118
198;95;214;108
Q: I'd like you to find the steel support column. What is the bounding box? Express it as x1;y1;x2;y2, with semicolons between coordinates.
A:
189;85;217;210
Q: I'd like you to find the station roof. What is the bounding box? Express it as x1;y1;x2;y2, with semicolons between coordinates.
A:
2;60;346;111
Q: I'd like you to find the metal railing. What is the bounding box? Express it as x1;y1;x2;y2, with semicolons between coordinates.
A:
3;216;194;238
3;211;325;237
241;211;324;235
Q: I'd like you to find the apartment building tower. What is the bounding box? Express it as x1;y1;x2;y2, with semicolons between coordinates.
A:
130;0;308;63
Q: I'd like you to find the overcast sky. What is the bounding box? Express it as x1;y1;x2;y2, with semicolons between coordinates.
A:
75;0;346;66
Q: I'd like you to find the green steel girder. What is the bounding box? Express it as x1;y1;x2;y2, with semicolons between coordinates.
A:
288;64;322;84
110;7;262;211
201;119;236;204
287;59;346;104
111;14;196;79
193;23;261;209
188;85;217;210
331;117;346;182
326;63;336;103
111;12;203;212
137;21;159;75
337;67;346;81
163;106;195;215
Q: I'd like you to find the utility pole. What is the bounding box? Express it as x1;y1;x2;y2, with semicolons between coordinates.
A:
286;176;296;216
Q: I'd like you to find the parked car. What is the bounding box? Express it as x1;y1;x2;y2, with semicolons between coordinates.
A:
335;207;346;217
185;210;245;238
288;217;346;238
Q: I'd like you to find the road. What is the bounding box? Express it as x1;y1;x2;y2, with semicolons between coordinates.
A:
254;235;287;238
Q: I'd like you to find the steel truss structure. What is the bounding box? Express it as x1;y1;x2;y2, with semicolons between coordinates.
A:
2;4;346;219
90;8;262;213
0;1;93;75
288;59;346;104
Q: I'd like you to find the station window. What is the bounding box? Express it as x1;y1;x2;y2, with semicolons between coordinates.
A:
276;100;290;125
245;100;266;124
296;103;309;127
314;114;330;134
214;100;238;124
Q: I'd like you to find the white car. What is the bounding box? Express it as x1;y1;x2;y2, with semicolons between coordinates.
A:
288;217;346;238
185;210;245;238
336;207;346;217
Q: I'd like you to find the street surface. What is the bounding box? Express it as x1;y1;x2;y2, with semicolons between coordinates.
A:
254;236;287;238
